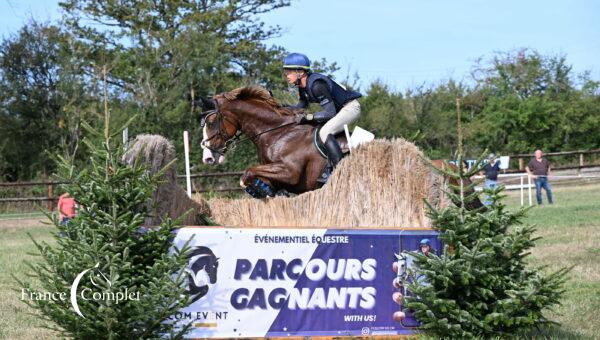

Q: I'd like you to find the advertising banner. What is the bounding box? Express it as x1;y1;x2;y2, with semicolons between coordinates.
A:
171;227;441;338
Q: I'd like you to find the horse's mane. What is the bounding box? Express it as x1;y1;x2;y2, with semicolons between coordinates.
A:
221;86;294;116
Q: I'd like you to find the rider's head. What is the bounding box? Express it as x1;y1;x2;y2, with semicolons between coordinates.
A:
283;53;310;86
419;238;431;255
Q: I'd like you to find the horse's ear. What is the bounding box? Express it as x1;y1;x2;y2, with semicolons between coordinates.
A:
193;97;217;113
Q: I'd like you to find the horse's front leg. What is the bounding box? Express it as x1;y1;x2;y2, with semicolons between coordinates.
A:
241;162;300;197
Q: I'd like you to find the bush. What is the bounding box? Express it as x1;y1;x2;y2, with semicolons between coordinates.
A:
18;123;193;339
405;156;568;338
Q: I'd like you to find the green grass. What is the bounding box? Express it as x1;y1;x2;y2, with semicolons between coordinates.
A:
503;184;600;339
1;184;599;339
0;224;58;339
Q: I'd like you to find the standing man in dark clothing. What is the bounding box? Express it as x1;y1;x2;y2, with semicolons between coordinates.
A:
526;149;554;205
283;52;362;182
481;153;501;206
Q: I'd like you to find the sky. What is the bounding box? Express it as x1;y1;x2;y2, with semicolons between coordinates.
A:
1;0;599;92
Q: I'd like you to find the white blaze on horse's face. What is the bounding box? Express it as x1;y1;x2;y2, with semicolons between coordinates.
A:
202;125;225;165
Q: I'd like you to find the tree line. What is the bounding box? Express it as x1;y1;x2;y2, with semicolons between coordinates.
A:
1;0;599;181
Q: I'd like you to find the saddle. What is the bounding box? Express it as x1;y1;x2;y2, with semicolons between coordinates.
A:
313;126;350;159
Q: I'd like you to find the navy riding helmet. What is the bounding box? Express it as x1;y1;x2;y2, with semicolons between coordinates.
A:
283;53;310;70
420;238;431;246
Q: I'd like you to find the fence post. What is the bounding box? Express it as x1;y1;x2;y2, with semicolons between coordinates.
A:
45;172;54;212
518;158;524;171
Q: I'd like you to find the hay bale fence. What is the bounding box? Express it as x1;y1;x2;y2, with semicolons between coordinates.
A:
124;135;450;228
206;139;450;228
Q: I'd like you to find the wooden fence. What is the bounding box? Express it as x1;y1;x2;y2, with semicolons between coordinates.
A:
0;172;244;211
509;148;600;171
2;149;599;212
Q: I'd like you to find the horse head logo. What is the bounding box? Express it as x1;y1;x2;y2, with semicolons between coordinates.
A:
394;252;409;281
186;246;219;303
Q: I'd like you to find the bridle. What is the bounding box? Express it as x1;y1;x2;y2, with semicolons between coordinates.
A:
200;98;242;154
200;97;300;155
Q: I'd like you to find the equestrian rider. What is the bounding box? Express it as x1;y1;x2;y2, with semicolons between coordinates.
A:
283;53;362;178
419;238;435;256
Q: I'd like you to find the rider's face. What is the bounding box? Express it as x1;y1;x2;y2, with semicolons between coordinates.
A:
284;69;304;85
420;245;430;254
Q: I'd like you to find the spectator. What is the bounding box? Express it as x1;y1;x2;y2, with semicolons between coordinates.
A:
481;153;501;206
526;149;554;205
57;192;77;225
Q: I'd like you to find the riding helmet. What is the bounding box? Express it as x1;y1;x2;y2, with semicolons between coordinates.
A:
283;53;311;70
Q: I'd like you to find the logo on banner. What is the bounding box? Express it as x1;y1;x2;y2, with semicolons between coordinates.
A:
186;246;220;303
21;262;140;318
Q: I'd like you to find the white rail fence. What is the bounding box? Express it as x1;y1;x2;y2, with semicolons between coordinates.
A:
474;173;600;206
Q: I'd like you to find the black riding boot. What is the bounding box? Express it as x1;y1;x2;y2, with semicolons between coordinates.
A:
324;134;343;167
317;134;343;184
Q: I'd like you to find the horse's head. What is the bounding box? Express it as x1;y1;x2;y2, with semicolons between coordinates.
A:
197;98;230;165
395;252;409;280
188;246;220;285
197;97;237;164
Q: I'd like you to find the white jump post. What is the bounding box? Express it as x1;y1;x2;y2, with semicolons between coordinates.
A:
122;127;128;150
183;131;192;198
343;124;352;153
520;175;524;207
527;175;532;206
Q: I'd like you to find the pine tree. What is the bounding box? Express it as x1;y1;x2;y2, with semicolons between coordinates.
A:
18;106;194;338
404;154;568;338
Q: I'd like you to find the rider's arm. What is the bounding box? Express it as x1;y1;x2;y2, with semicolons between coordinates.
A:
288;89;309;109
307;80;336;123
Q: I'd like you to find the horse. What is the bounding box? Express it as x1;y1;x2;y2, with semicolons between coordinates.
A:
199;86;341;196
198;85;483;208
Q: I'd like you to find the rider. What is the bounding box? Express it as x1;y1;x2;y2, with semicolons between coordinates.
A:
418;238;435;256
283;52;362;180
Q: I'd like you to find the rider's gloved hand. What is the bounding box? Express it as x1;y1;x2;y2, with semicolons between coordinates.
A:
298;113;314;124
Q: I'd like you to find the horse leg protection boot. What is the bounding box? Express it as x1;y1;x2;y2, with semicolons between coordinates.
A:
245;178;275;199
324;134;343;167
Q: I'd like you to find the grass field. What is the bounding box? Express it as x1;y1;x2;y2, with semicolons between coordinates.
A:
0;183;599;339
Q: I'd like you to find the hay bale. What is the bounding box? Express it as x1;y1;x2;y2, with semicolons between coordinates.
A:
206;138;450;228
122;134;211;226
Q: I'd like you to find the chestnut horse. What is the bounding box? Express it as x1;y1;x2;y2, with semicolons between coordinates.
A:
199;86;483;208
199;86;335;195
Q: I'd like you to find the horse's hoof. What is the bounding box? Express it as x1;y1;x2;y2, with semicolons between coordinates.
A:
275;189;290;197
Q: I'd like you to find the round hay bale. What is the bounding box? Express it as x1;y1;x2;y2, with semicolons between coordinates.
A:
206;138;450;228
122;134;211;226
